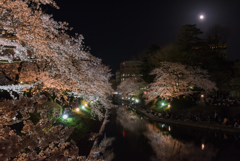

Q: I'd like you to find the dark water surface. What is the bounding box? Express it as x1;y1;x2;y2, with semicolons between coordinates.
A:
103;108;240;161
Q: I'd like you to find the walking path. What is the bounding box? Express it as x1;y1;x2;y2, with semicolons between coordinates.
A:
135;108;240;134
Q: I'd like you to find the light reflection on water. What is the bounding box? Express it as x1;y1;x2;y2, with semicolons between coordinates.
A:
105;107;240;161
116;107;218;161
144;123;217;161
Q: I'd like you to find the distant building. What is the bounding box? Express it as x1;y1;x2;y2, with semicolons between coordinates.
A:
116;61;142;84
209;44;227;60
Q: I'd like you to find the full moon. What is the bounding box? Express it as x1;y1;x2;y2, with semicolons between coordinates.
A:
200;15;204;19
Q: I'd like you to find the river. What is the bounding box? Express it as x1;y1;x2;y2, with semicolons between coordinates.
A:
103;107;240;161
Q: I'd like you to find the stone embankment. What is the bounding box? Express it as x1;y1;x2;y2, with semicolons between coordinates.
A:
135;108;240;134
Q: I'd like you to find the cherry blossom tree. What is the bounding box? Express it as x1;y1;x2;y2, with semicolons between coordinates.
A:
0;0;114;160
0;83;80;160
0;0;66;61
117;77;146;98
0;0;113;118
144;62;217;103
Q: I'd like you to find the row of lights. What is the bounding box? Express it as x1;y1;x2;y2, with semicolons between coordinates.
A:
62;103;88;120
161;102;171;108
75;104;86;111
158;94;204;109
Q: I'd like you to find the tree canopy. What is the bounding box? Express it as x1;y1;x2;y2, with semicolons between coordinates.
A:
144;62;217;104
0;0;113;160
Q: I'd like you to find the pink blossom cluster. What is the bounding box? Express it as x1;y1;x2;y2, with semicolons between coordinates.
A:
117;77;146;97
144;62;217;103
0;0;114;160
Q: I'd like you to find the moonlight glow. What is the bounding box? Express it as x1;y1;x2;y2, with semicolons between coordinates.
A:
200;15;204;19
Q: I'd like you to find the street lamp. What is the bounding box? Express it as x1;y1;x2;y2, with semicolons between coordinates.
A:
62;114;68;120
81;105;85;109
75;108;79;111
134;99;140;108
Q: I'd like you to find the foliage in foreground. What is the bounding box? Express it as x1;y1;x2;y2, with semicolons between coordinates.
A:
0;0;114;160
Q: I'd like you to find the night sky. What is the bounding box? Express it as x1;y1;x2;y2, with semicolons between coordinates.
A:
48;0;240;74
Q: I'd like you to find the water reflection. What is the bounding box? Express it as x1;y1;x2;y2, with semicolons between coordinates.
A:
116;107;147;133
144;123;217;161
116;107;218;161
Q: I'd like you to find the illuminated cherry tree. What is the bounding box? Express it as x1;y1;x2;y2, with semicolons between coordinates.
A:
0;0;113;118
144;62;217;103
0;0;113;160
117;77;146;98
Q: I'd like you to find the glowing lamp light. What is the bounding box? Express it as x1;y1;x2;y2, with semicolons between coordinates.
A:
161;103;165;106
82;105;85;109
202;144;205;150
201;94;204;98
20;81;23;84
62;114;68;120
135;99;139;103
168;126;171;131
132;98;135;101
200;15;204;19
123;62;125;65
168;104;171;108
76;108;79;111
84;103;88;107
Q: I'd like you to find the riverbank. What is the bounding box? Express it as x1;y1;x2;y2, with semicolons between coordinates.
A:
134;108;240;134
